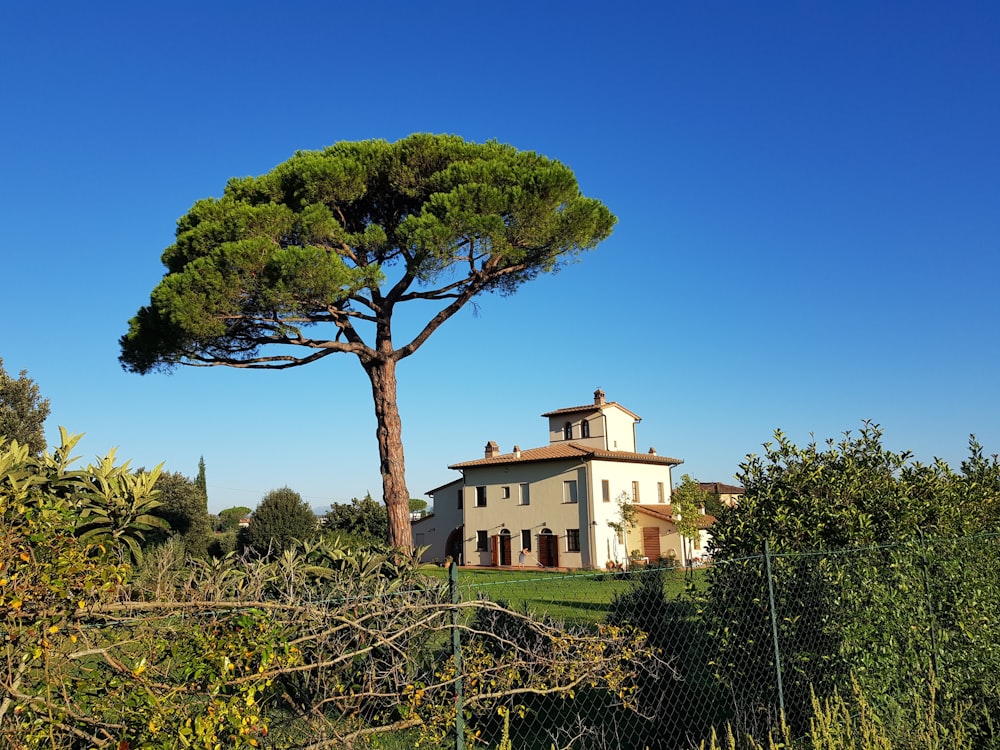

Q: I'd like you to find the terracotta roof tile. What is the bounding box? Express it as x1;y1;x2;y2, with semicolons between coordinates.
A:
541;401;642;421
699;482;745;495
636;505;716;528
449;442;681;469
636;505;675;522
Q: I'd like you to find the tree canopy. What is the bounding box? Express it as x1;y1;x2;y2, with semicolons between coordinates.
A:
119;134;616;548
217;505;251;532
710;422;1000;559
325;493;389;544
240;487;317;557
670;474;709;543
146;470;214;558
0;357;50;455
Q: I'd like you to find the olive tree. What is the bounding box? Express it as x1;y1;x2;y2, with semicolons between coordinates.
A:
119;134;616;548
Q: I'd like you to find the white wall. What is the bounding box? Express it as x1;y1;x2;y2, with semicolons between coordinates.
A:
413;478;463;563
588;458;675;568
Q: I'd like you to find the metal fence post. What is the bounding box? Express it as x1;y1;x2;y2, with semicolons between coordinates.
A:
917;530;941;680
763;540;786;720
450;561;465;750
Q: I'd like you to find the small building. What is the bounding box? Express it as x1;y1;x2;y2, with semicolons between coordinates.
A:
699;481;745;508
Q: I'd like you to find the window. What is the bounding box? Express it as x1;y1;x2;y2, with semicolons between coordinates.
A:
521;529;532;551
694;534;701;550
457;489;463;510
581;419;590;438
501;486;511;499
476;530;489;551
632;481;640;503
519;483;530;506
657;482;665;503
601;479;610;503
563;421;573;440
566;529;581;552
475;486;487;507
563;480;578;504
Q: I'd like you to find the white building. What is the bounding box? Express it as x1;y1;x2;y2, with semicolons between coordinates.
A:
413;390;712;569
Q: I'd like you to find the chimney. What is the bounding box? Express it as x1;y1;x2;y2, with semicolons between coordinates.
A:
485;440;500;458
513;445;521;458
594;388;606;406
648;447;657;455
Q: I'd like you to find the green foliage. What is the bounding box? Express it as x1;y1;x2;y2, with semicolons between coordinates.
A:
0;430;132;620
0;431;168;746
74;450;169;563
196;454;208;505
325;492;389;543
218;505;251;532
209;530;239;558
239;487;317;557
710;422;1000;558
119;133;616;549
1;433;657;748
119;134;616;374
700;674;981;750
146;470;214;558
606;567;727;749
672;473;709;542
705;423;1000;738
703;491;727;519
0;358;50;456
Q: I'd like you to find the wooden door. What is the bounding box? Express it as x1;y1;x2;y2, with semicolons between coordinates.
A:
499;533;512;566
642;527;661;562
537;533;559;567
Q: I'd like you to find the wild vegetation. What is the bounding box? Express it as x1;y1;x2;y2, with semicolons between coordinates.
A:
0;431;656;749
4;361;999;748
0;357;50;456
705;423;1000;744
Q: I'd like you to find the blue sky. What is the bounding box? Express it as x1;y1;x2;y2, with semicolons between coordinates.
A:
2;2;998;513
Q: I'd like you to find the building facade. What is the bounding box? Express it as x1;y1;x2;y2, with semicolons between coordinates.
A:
414;390;713;569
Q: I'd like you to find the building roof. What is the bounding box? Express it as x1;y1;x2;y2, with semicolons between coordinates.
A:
449;442;681;470
699;482;745;495
541;401;642;421
424;477;463;497
636;505;716;528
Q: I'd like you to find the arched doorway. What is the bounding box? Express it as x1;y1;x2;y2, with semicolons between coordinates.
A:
445;526;464;565
494;529;513;566
537;528;559;568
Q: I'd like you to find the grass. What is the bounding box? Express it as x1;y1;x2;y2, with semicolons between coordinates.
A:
422;565;707;626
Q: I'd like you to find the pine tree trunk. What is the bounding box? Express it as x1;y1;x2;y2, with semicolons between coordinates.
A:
365;356;413;549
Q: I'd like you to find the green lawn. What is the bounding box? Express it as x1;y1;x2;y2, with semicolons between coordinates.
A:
422;565;706;626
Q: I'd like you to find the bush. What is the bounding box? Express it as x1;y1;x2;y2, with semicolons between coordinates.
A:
238;487;317;557
606;566;727;749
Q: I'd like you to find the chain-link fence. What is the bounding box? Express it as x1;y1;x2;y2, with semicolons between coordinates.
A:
448;532;1000;750
7;534;1000;748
